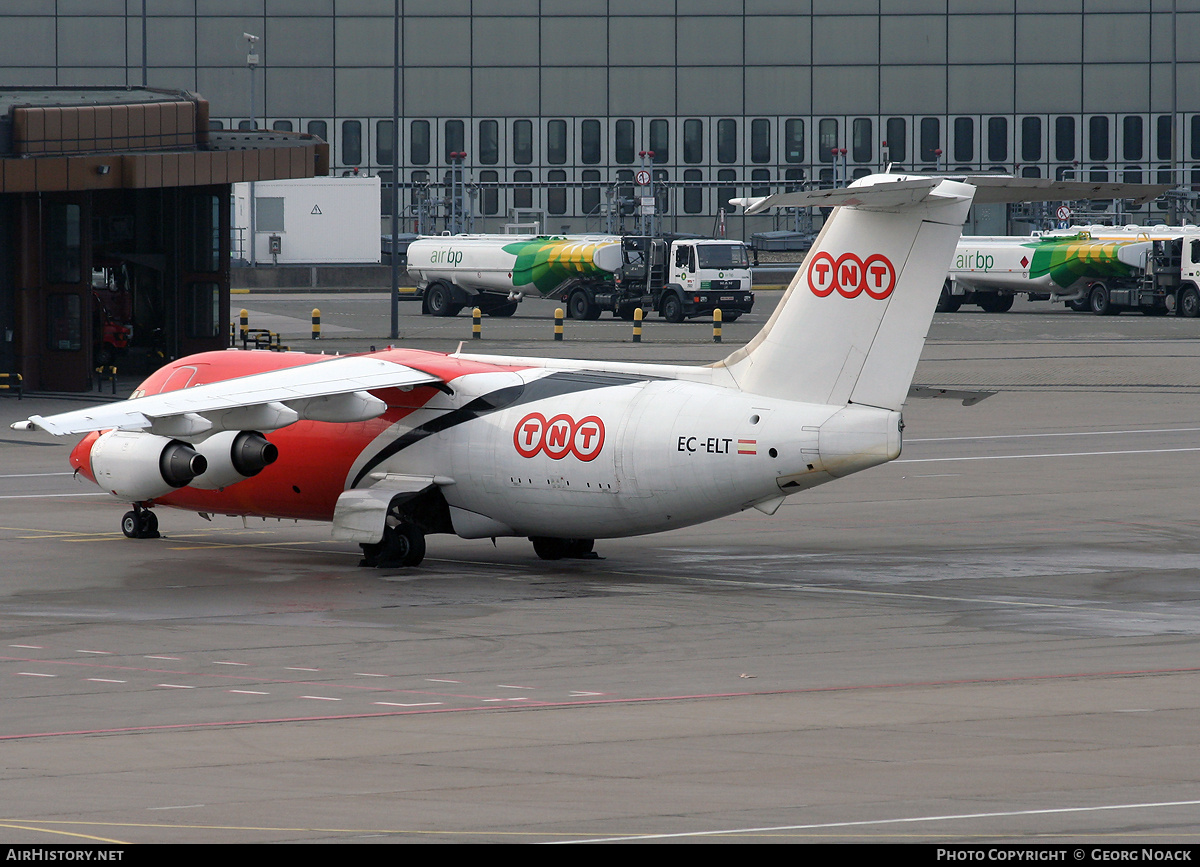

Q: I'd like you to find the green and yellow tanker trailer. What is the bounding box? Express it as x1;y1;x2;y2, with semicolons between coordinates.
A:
941;233;1161;315
406;234;754;322
406;235;624;318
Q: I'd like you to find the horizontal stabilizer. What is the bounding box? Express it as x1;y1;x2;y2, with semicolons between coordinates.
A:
735;176;1170;215
733;178;945;215
907;386;997;407
961;176;1168;206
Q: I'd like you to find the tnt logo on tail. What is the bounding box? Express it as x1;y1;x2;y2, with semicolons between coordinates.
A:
807;252;896;299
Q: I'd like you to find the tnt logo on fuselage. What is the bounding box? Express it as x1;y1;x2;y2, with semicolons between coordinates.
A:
806;252;896;299
514;412;605;462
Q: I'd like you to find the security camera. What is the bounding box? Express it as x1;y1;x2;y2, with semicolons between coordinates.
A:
243;33;259;43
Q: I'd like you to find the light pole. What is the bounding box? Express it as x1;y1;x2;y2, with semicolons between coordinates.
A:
245;33;260;267
244;33;260;129
390;1;400;339
141;1;148;86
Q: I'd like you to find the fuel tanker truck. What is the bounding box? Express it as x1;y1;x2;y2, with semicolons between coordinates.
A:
405;234;755;322
938;232;1199;315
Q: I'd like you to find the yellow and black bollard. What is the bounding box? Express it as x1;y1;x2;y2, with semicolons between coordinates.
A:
0;372;23;399
712;308;723;343
632;307;643;343
95;365;117;395
472;307;482;339
239;308;249;343
554;307;564;341
311;308;321;339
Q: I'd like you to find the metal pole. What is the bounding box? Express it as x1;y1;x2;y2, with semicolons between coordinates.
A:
141;0;148;86
1170;0;1179;225
390;0;400;340
245;33;260;267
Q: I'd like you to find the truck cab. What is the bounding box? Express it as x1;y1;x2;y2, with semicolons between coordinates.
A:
658;239;754;322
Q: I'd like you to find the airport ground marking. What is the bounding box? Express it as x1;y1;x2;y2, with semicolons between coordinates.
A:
7;800;1200;844
554;798;1200;843
897;445;1200;463
0;492;111;500
2;653;497;699
0;471;75;478
0;821;128;845
907;425;1200;443
5;665;1200;740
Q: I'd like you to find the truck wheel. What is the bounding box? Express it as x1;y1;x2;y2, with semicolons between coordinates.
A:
568;289;598;321
1089;283;1117;316
425;283;460;317
661;293;684;323
486;301;518;317
977;293;1013;313
1179;286;1200;318
1067;298;1090;312
936;282;962;313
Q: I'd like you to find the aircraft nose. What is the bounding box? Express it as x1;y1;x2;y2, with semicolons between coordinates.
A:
70;431;100;483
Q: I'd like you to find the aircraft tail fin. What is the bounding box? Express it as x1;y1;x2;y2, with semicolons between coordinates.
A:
716;174;975;411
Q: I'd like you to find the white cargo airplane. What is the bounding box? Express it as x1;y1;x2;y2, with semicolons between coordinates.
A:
12;174;1165;566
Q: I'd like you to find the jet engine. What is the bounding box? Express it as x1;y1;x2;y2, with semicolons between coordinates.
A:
88;430;208;501
189;430;279;490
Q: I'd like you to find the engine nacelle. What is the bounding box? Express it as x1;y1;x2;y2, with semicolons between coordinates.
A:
189;430;279;490
89;430;208;502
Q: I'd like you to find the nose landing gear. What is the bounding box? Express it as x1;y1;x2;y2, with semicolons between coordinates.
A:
121;505;160;539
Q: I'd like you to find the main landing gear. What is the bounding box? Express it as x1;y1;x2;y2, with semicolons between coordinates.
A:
529;536;597;561
359;502;426;568
121;505;159;539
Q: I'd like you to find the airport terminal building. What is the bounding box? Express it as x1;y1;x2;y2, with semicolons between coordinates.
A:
3;1;1197;235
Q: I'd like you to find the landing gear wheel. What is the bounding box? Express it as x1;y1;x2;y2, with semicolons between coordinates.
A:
530;537;595;560
121;508;159;540
531;537;569;560
1089;282;1117;315
121;511;139;539
424;283;462;317
936;282;962;313
568;289;598;321
376;522;425;568
661;293;684;323
368;500;426;568
1179;286;1200;319
564;538;595;558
